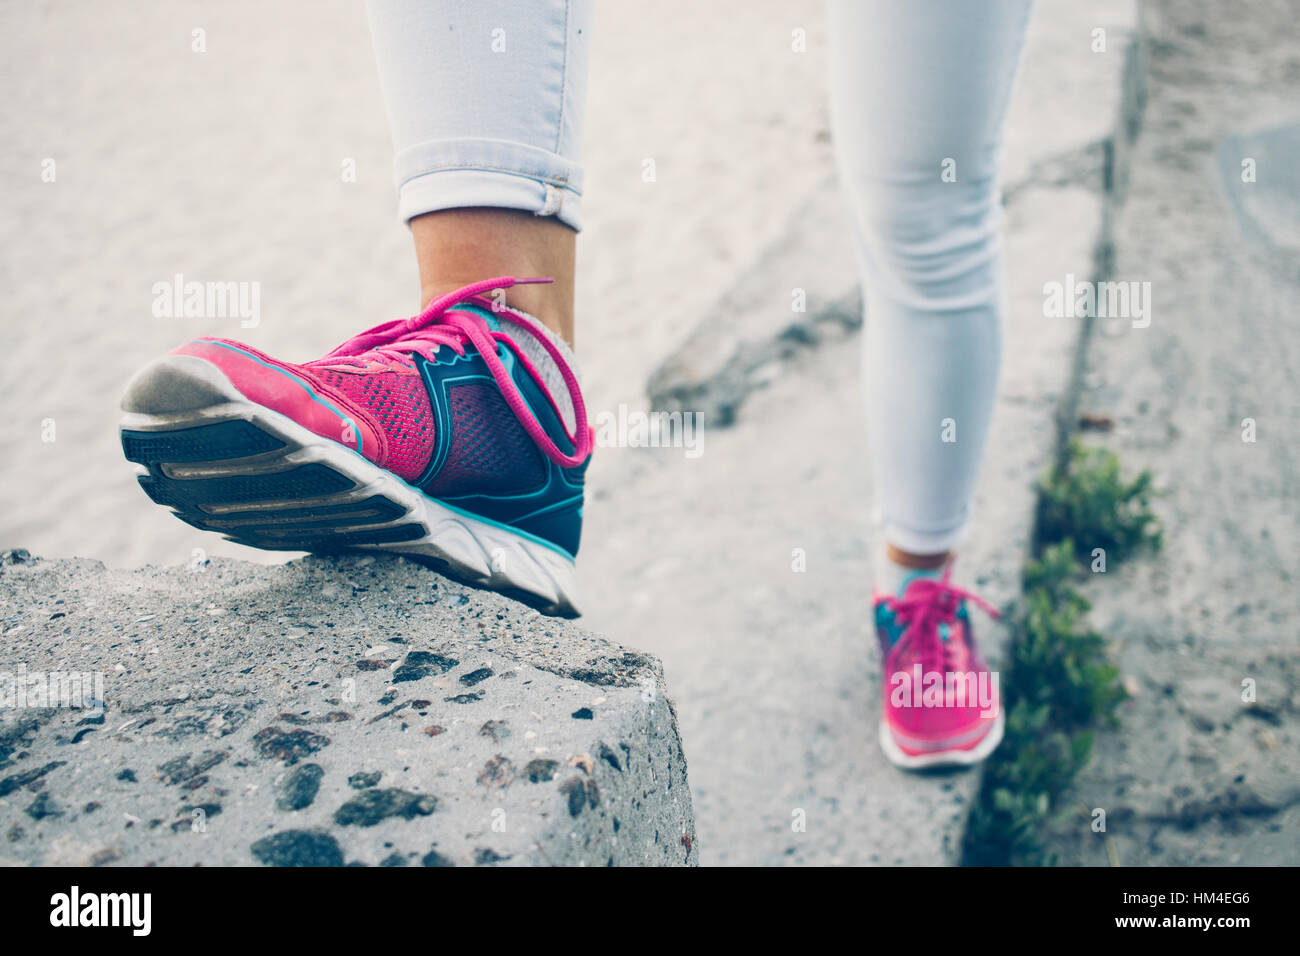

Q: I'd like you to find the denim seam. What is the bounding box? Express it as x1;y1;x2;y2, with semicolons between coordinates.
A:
555;0;571;157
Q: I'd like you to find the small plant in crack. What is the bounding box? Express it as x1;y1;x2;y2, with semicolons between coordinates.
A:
963;442;1160;866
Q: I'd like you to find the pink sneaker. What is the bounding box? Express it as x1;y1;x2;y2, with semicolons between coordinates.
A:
874;566;1004;769
120;276;591;617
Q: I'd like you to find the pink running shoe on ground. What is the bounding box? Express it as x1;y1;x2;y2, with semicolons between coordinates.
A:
874;565;1004;769
120;276;591;617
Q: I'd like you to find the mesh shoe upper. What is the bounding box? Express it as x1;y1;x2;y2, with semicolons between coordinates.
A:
312;365;436;481
427;381;547;497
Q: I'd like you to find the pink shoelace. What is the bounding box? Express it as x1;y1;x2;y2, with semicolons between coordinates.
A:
307;276;591;468
883;567;999;671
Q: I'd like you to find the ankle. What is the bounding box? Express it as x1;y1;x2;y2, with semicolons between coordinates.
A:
885;543;951;570
876;544;952;600
419;279;571;348
410;208;575;346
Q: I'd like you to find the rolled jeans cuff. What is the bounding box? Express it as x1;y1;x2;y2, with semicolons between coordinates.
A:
394;137;584;231
879;512;970;556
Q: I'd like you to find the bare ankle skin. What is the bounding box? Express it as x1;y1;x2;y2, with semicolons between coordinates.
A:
410;208;576;346
886;543;952;570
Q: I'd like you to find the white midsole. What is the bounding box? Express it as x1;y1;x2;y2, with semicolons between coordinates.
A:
877;709;1005;771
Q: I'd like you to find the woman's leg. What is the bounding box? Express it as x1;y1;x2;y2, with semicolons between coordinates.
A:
120;2;595;617
827;0;1033;570
366;0;591;343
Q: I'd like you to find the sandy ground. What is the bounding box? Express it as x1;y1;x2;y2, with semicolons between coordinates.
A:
0;0;832;566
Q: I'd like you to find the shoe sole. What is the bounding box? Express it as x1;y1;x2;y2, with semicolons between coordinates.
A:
878;709;1005;771
119;354;580;617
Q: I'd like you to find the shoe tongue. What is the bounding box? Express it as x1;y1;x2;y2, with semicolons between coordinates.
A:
876;567;939;646
442;299;580;437
449;302;502;333
896;566;942;600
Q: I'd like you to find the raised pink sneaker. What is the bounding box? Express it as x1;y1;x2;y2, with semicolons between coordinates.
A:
120;276;591;617
874;565;1004;769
